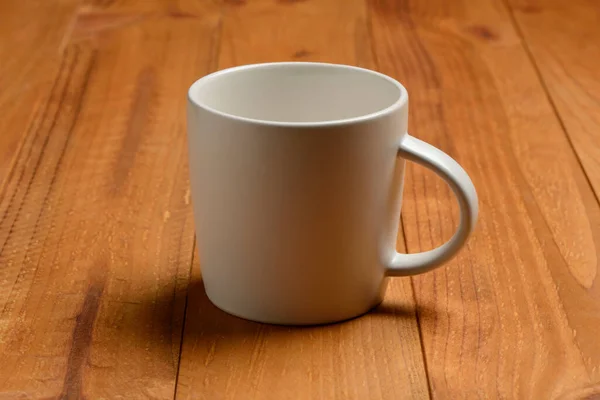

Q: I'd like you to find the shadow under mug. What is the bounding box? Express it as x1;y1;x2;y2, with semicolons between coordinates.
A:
187;62;478;325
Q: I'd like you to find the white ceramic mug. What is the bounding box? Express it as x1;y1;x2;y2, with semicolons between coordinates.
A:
187;62;478;325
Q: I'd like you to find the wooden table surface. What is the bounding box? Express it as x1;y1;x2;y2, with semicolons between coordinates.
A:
1;0;600;399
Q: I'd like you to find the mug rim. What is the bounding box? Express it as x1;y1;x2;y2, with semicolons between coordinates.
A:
187;62;408;128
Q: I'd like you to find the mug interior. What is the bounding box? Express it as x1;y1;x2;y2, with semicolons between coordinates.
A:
188;63;405;124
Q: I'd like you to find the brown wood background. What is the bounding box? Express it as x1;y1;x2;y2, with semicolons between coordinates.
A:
1;0;599;399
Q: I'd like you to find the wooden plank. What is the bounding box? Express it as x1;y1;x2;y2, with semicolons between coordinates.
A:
215;0;373;68
178;243;429;400
0;0;78;189
175;1;431;399
369;0;600;398
0;15;219;398
80;0;218;15
507;0;600;210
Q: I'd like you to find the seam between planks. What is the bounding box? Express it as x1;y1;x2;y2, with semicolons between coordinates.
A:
174;11;225;399
493;0;599;383
363;0;434;397
405;218;435;400
499;0;600;209
173;240;196;400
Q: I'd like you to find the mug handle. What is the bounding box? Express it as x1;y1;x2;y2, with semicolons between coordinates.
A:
386;134;479;276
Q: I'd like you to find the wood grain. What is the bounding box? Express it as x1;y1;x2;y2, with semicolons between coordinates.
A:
175;1;430;399
507;0;600;203
215;0;373;68
0;15;219;399
81;0;218;16
369;0;600;398
177;244;429;400
2;0;600;398
0;0;79;188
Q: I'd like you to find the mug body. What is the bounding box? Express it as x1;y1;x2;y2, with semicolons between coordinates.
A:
187;63;408;324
